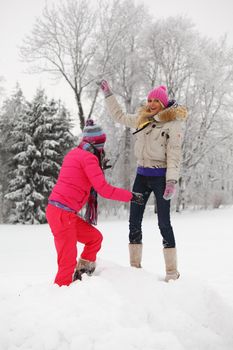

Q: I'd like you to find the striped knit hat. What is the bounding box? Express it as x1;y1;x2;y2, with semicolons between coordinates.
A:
81;119;106;151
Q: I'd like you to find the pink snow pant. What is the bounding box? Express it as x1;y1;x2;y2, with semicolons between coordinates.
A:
46;204;103;286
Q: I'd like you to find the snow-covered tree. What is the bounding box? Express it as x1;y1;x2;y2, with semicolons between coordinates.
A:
4;98;39;223
20;0;98;130
180;38;233;209
31;90;75;214
0;85;26;222
4;89;75;224
20;0;151;132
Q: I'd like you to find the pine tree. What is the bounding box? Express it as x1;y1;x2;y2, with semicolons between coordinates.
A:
5;89;75;224
0;85;26;222
31;90;75;221
4;100;42;223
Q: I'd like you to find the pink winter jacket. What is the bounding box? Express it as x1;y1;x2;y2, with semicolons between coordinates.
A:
49;147;132;212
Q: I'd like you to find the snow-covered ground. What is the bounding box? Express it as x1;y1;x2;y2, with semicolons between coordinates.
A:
1;207;233;350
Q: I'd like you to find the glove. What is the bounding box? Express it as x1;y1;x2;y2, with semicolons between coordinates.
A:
163;181;176;200
102;158;112;170
167;99;177;108
96;79;113;98
131;192;144;205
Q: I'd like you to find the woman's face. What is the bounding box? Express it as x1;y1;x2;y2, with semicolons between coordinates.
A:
147;99;164;114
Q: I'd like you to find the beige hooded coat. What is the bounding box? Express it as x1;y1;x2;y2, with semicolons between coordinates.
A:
105;94;188;182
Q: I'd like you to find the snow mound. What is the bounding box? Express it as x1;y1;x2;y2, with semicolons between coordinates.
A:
1;259;233;350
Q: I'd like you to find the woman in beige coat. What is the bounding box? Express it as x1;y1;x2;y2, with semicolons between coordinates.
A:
98;80;187;281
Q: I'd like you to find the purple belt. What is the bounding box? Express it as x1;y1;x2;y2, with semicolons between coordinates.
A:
48;200;76;213
137;166;166;176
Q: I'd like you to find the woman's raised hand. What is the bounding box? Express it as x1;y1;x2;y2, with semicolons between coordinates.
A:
96;79;112;98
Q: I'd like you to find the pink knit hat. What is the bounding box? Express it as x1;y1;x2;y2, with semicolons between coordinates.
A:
147;85;169;108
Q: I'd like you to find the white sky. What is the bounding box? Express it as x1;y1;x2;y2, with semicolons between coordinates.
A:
0;0;233;111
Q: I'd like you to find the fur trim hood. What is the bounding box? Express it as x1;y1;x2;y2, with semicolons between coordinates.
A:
137;103;188;129
155;105;188;123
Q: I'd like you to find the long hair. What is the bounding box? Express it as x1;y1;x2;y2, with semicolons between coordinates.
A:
136;104;164;129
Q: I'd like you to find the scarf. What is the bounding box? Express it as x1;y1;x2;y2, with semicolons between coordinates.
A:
84;188;98;225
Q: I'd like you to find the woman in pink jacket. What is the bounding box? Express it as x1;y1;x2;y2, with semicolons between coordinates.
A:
46;120;143;286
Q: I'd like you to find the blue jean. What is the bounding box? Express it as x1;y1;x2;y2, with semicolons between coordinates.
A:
129;174;176;248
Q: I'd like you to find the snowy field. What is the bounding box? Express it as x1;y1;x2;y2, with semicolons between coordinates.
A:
1;206;233;350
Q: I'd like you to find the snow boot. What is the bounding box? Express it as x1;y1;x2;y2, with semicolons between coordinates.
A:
73;258;96;281
129;243;142;268
163;248;180;282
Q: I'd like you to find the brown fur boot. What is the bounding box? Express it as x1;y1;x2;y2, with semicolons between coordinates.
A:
73;258;96;281
129;243;142;268
163;248;180;282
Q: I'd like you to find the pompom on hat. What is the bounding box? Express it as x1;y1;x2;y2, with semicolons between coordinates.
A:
81;119;106;151
147;85;169;108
